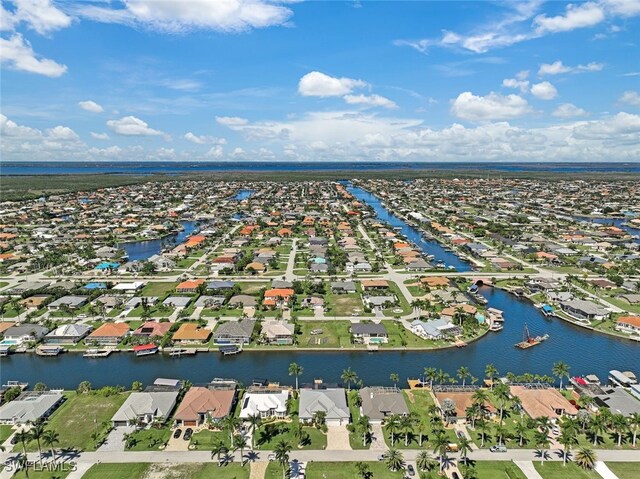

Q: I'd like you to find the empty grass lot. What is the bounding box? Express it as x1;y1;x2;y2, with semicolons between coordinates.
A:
533;462;601;479
140;282;177;297
297;320;354;348
10;470;70;479
82;463;149;479
26;392;129;452
306;462;404;479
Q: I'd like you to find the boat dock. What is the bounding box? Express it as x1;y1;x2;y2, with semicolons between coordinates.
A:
83;348;113;358
219;344;243;356
36;345;64;356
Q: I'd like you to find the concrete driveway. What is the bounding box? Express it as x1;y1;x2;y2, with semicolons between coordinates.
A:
98;425;134;452
326;425;351;450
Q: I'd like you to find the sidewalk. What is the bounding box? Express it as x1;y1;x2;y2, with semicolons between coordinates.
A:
515;461;544;479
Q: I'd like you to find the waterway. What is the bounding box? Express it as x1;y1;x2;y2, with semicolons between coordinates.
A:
118;221;198;261
233;189;254;201
574;215;640;244
346;185;472;271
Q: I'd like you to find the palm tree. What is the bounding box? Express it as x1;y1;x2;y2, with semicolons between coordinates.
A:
355;461;371;479
384;448;404;472
222;415;240;445
457;366;470;387
465;403;481;430
494;423;508;446
15;430;30;456
29;421;45;462
274;440;292;479
515;417;529;447
458;436;472;462
589;414;607;446
534;430;550;465
288;362;303;392
472;388;489;407
424;367;437;389
341;367;358;391
416;417;429;447
42;430;60;465
384;414;401;447
211;440;228;467
558;426;578;465
493;382;510;424
432;433;449;472
537;416;552;435
476;418;489;447
358;415;371;447
400;413;415;447
552;361;571;390
611;413;628;447
233;434;248;466
485;363;499;389
416;450;434;472
574;446;597;470
246;414;262;449
389;372;399;389
629;412;640;447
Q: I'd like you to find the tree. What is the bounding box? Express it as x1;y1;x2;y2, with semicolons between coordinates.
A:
493;382;510;423
476;418;489;448
211;440;228;467
222;415;240;445
457;366;470;387
416;450;435;472
589;414;607;446
274;440;292;479
515;417;529;447
424;367;437;389
611;413;628;447
33;383;47;392
458;436;472;462
3;386;21;403
131;381;143;391
313;410;326;429
358;415;371;447
233;434;248;466
341;367;358;391
574;446;597;470
552;361;570;390
77;381;92;394
384;414;401;447
384;448;404;472
558;425;578;465
42;430;60;465
432;433;449;472
400;413;415;447
15;430;30;456
355;461;371;479
29;421;46;461
441;398;456;424
246;414;262;450
390;372;399;389
534;430;550;465
629;412;640;447
288;362;303;392
485;363;499;389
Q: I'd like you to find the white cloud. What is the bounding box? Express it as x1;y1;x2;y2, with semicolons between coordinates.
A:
206;145;224;158
8;0;72;35
0;33;67;77
231;147;247;158
216;116;249;127
450;92;532;121
343;94;398;109
77;0;293;33
534;2;605;33
90;132;110;140
298;71;367;97
88;145;122;157
538;60;604;75
619;90;640;107
79;100;104;113
502;78;530;93
552;103;588;118
47;125;79;140
106;116;163;136
531;81;558;100
0;113;42;139
603;0;640;17
184;132;226;144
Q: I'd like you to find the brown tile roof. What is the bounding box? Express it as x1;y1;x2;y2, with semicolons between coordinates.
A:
174;387;235;422
510;386;578;419
172;323;211;341
88;322;130;338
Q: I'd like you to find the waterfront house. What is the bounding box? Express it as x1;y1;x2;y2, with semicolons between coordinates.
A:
433;391;496;423
615;316;640;335
239;389;289;419
3;325;49;345
359;387;410;424
132;321;172;338
172;323;211;344
173;387;236;427
559;299;610;321
111;391;179;427
350;323;388;344
410;318;460;340
44;324;92;344
47;295;89;311
260;319;295;345
298;388;349;426
214;319;256;344
0;391;64;425
86;322;130;346
510;386;577;420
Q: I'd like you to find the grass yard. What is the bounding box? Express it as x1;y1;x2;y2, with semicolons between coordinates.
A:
26;392;129;452
297;320;354;348
326;292;364;316
10;470;70;479
254;421;327;450
127;427;172;450
473;461;528;479
238;281;269;294
0;424;14;442
140;282;177;297
533;462;601;479
605;463;638;479
82;463;149;479
305;462;404;478
381;320;446;348
347;390;370;450
190;428;232;450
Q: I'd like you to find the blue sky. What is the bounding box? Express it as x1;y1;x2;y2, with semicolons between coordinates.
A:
1;0;639;162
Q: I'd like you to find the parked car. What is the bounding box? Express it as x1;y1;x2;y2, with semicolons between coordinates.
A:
456;430;465;439
406;464;415;476
452;473;461;479
268;453;276;461
489;445;508;452
377;454;386;461
183;428;193;441
173;428;182;439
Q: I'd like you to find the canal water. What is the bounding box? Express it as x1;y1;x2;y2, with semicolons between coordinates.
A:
346;185;472;271
233;189;254;201
118;221;199;261
574;215;640;244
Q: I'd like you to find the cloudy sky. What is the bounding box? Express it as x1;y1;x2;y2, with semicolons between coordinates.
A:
1;0;640;162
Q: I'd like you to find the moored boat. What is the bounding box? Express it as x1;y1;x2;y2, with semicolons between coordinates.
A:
515;324;549;349
133;344;158;356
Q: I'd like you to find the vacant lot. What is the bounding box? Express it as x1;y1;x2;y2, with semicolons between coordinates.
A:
534;462;601;479
297;320;354;348
140;282;177;297
83;463;249;479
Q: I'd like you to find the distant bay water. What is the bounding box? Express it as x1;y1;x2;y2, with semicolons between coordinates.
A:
1;161;640;176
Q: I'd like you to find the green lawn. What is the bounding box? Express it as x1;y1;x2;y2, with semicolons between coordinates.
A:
82;463;149;479
127;427;172;450
26;392;129;451
190;429;232;450
326;292;365;316
606;462;639;479
238;282;269;294
347;390;370;450
140;282;177;296
381;321;447;348
10;469;70;479
473;461;528;479
297;320;354;348
0;424;14;443
533;462;601;479
255;421;327;450
305;462;404;479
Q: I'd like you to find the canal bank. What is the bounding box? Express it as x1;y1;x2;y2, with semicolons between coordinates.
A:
118;220;199;261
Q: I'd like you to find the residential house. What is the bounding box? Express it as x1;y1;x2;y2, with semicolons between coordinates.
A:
0;391;64;425
111;391;179;427
510;386;577;420
44;324;92;344
173;387;236;427
132;321;172;338
86;322;130;346
239;389;290;419
47;296;89;311
350;323;388;344
615;316;640;335
214;319;256;344
410;318;461;340
172;323;211;344
260;320;295;345
299;388;350;426
359;387;410;424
